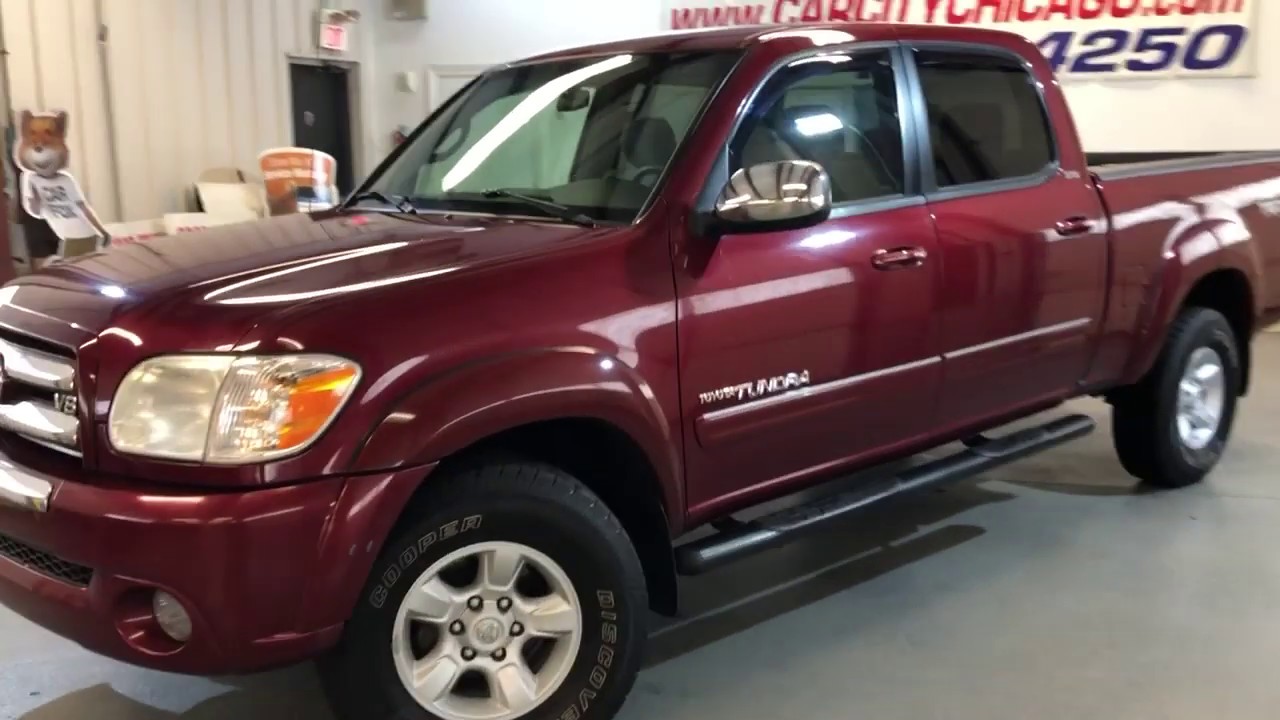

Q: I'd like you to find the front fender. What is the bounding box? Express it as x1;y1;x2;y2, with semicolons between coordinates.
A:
1121;212;1262;385
352;347;683;518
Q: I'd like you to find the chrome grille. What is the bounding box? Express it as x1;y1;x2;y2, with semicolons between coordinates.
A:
0;531;93;587
0;336;80;456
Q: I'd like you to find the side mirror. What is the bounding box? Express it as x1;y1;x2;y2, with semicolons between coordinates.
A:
713;160;832;232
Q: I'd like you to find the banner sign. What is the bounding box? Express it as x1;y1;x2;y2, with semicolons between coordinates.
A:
662;1;1258;80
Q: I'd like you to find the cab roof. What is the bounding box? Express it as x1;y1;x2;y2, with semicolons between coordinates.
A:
521;23;1031;63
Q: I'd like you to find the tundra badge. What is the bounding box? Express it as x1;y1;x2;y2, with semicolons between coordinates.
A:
699;371;811;406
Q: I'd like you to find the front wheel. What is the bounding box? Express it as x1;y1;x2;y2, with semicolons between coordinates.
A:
322;461;648;720
1112;307;1242;488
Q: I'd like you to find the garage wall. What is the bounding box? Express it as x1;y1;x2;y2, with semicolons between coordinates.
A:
1;0;381;223
372;0;658;153
372;0;1279;156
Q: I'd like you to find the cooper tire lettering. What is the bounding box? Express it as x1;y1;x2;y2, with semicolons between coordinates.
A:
366;514;485;608
398;545;418;569
381;565;401;587
439;520;459;540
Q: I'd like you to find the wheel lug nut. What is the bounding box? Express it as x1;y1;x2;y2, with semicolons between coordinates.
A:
467;596;483;611
461;647;476;661
492;649;507;662
449;620;465;635
496;597;512;613
510;622;524;637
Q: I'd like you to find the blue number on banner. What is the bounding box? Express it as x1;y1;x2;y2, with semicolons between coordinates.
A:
1071;29;1130;73
1037;31;1074;73
1125;28;1186;72
1184;24;1247;71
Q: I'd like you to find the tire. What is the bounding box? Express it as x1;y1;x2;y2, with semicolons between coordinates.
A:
1111;307;1242;488
322;460;648;720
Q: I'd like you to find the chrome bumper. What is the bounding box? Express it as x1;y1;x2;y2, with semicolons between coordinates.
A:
0;456;53;512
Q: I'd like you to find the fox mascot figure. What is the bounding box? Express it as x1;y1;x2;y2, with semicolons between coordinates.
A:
14;110;108;268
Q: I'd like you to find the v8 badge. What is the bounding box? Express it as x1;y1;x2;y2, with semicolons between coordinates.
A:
54;391;77;417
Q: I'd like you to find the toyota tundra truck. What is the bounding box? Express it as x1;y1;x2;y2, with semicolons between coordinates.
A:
1;22;1278;720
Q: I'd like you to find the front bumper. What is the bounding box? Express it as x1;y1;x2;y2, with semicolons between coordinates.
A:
0;441;431;675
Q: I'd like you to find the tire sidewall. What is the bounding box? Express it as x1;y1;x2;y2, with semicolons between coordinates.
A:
1160;315;1240;475
348;495;643;720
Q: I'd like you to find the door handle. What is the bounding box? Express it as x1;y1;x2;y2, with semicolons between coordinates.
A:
1055;216;1092;237
871;246;928;270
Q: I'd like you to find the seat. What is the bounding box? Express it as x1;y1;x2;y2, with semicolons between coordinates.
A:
779;104;893;202
622;118;677;182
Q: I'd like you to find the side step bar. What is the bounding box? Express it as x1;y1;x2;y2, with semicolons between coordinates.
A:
674;414;1096;576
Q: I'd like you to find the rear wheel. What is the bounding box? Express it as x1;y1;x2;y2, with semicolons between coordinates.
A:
1111;307;1241;488
322;460;648;720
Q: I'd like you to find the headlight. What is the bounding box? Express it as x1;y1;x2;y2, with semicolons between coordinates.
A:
108;354;361;464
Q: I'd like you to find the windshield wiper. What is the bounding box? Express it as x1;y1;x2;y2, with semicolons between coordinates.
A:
480;189;597;228
345;190;419;214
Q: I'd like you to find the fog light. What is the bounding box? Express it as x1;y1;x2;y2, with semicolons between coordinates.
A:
152;591;192;642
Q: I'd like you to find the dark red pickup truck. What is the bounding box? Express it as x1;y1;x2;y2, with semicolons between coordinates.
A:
2;22;1279;720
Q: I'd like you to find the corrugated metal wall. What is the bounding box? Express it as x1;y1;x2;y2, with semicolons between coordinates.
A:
1;0;377;223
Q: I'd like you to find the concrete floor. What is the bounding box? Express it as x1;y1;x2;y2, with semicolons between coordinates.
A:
6;339;1280;720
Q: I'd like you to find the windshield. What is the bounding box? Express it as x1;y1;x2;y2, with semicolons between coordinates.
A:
364;51;740;223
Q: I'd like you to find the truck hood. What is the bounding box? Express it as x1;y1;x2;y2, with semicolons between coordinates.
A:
0;211;601;346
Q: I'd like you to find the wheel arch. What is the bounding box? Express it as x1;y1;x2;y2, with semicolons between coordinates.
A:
1121;256;1258;394
353;349;683;617
437;418;680;616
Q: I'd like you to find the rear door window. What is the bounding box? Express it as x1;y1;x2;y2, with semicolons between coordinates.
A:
914;50;1056;188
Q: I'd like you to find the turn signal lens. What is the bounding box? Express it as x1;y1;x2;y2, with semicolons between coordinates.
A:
281;367;361;449
206;356;361;463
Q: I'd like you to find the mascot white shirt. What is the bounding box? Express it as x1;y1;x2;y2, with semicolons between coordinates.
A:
21;171;95;240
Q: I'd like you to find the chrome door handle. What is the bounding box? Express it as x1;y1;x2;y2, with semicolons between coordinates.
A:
871;246;928;270
1055;216;1092;237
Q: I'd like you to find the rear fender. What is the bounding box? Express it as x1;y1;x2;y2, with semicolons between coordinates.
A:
1121;213;1262;386
353;347;683;523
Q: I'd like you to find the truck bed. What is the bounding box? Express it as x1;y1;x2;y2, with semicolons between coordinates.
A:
1088;151;1280;180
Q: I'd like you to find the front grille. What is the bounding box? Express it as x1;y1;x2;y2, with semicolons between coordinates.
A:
0;333;80;456
0;532;93;587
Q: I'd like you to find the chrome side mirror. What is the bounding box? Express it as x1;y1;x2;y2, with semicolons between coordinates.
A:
713;160;832;231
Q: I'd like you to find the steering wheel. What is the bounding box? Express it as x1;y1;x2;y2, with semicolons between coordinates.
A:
631;166;664;187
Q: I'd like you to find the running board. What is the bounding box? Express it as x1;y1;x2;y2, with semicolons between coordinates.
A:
674;414;1096;576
